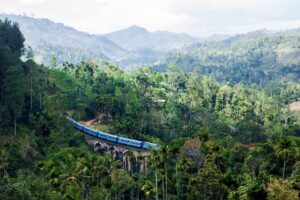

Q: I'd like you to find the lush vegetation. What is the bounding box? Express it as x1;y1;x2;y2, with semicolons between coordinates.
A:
156;29;300;84
0;19;299;199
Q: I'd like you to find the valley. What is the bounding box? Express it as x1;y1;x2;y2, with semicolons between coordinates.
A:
0;8;299;200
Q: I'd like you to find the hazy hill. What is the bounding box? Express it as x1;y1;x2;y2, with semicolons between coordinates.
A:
155;29;300;84
0;13;129;65
104;25;199;52
0;14;200;68
104;25;199;69
2;13;299;79
204;33;234;42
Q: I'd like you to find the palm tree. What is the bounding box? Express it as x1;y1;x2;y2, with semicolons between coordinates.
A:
178;157;193;173
142;180;155;200
160;145;169;200
149;150;162;200
177;156;193;199
40;149;92;198
274;137;297;179
75;157;92;197
91;157;102;186
57;156;90;198
91;156;109;188
168;144;180;198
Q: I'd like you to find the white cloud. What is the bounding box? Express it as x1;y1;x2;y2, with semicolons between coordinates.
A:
0;0;300;36
19;0;48;6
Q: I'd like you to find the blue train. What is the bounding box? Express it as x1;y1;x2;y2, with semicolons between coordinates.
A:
66;117;159;150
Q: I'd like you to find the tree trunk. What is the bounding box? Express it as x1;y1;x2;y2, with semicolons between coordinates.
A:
0;86;3;106
176;163;179;199
165;162;168;200
155;170;159;200
39;93;42;109
217;161;221;173
162;178;165;200
137;187;140;200
30;79;33;111
62;126;64;144
14;114;17;136
130;189;133;200
282;160;286;179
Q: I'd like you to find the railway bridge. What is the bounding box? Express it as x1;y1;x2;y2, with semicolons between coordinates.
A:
85;135;148;173
67;117;154;173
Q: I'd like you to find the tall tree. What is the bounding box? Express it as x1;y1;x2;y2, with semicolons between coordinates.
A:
4;64;25;136
149;150;162;200
274;137;297;179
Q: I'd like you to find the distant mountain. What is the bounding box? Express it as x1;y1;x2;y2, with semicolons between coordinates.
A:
156;29;300;84
2;13;299;84
0;13;128;65
204;34;234;42
103;25;199;69
0;14;200;68
104;25;199;52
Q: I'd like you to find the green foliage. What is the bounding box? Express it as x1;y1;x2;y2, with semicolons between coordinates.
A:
266;178;299;200
157;30;300;84
0;18;299;200
187;160;228;200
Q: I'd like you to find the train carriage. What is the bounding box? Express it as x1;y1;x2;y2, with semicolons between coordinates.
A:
66;117;158;150
105;133;118;142
82;127;98;137
74;123;83;131
118;137;142;148
142;142;159;150
97;131;108;140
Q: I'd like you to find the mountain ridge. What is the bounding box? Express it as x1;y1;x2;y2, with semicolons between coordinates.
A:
0;13;129;65
104;25;199;52
2;13;299;74
0;13;199;68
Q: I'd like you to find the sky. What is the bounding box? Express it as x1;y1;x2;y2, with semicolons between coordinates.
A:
1;0;300;37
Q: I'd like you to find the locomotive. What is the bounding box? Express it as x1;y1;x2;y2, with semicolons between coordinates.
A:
67;117;159;150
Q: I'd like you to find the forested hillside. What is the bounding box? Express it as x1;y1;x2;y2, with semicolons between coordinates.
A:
0;14;199;69
104;25;198;69
0;19;299;199
0;13;129;65
156;29;300;84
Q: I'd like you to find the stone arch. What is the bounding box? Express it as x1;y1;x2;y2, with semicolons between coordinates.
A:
84;135;150;172
94;142;101;151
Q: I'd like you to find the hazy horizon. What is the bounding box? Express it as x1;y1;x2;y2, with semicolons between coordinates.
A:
1;11;300;39
1;0;300;37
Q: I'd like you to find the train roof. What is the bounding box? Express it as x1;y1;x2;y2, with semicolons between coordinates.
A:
83;126;98;132
144;141;158;145
118;136;142;143
67;117;158;147
99;131;117;138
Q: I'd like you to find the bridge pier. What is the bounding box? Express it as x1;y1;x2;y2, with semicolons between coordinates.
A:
85;135;149;173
